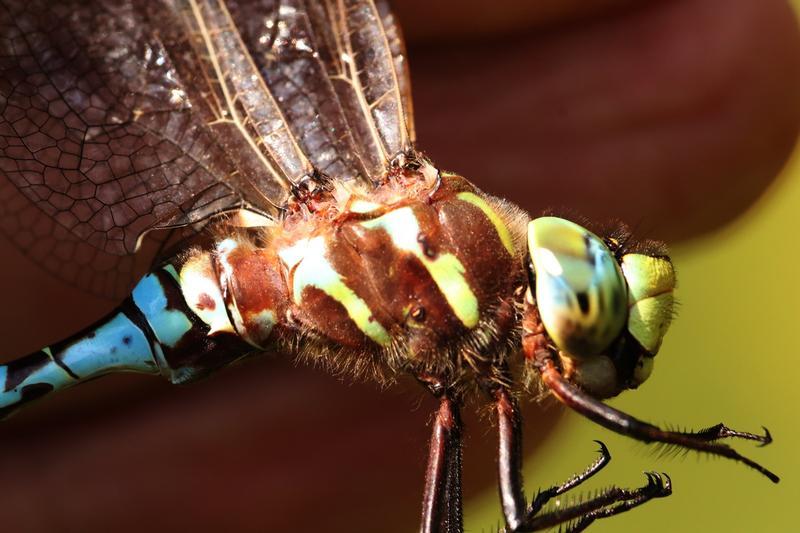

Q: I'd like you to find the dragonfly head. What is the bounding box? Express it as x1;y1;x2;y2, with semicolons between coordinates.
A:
526;216;676;399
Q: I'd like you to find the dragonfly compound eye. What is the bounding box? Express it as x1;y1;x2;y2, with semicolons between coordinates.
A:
620;253;676;359
527;217;628;358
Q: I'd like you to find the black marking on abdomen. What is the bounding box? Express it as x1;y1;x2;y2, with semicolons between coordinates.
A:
3;352;50;392
49;353;79;380
119;297;159;352
0;383;54;420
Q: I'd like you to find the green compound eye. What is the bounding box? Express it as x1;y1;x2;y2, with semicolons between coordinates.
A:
527;217;628;358
620;253;676;355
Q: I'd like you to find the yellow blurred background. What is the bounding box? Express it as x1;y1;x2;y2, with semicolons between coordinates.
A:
466;37;800;533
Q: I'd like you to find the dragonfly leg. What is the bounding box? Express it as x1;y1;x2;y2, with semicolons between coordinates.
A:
494;387;671;532
420;392;463;533
562;473;672;533
534;355;779;483
668;423;772;445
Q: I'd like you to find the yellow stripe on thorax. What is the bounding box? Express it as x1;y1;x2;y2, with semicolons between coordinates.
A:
361;207;480;329
455;192;515;255
282;236;391;346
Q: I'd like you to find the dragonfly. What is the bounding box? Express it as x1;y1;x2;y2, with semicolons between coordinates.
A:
0;1;779;532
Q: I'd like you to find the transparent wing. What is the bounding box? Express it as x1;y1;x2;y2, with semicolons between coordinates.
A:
0;0;416;296
375;0;415;144
0;0;316;258
0;176;152;297
226;0;415;183
171;0;314;199
306;0;414;179
227;0;368;182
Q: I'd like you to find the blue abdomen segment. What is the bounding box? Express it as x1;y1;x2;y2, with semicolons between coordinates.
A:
0;311;159;419
0;264;254;419
132;271;193;349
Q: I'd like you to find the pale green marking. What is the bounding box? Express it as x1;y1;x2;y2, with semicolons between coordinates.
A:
349;199;383;214
361;207;480;329
456;192;515;255
292;237;391;345
278;238;310;270
178;256;234;336
251;309;277;337
162;264;180;283
42;346;53;357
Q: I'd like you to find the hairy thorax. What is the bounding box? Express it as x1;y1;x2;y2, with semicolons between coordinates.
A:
181;164;530;385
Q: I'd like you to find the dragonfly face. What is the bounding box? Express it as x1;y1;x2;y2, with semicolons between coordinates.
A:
526;216;675;399
0;1;779;532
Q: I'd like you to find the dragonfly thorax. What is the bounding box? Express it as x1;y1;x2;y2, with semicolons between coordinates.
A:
177;171;530;383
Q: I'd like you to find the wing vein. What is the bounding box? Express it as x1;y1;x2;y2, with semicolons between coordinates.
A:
332;0;391;165
362;0;410;151
186;0;314;189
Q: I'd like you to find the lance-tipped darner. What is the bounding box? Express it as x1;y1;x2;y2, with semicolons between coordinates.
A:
0;1;780;532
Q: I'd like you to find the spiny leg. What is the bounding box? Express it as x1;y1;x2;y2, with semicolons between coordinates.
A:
496;388;611;528
671;423;772;445
494;388;671;532
553;473;672;533
527;440;611;516
535;356;779;483
420;394;463;533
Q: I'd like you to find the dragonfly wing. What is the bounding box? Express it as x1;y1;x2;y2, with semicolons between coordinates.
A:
0;176;153;297
304;0;415;180
1;1;241;256
228;0;368;182
0;0;416;295
228;0;416;184
168;0;315;204
375;0;416;145
0;0;324;257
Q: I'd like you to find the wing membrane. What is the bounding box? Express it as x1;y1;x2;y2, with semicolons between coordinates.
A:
0;1;249;255
376;0;415;144
0;0;417;295
176;0;314;193
226;0;416;183
228;0;369;182
0;0;310;257
306;0;414;180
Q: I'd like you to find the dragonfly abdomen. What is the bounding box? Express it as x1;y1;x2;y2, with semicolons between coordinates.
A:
0;310;158;419
0;261;256;419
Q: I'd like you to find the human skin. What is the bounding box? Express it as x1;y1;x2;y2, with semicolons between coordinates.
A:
0;1;797;532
